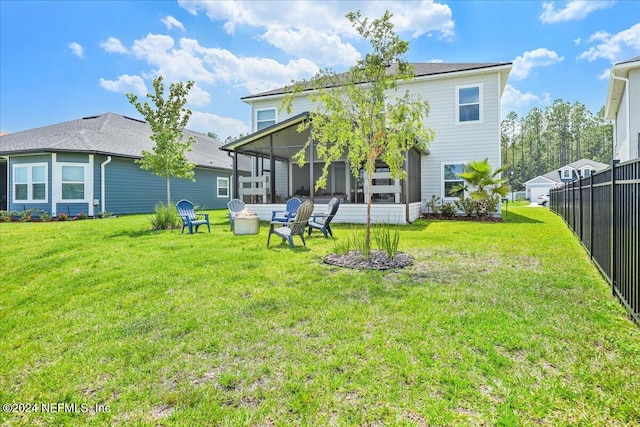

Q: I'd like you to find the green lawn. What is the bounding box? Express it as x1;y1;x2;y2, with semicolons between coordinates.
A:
1;206;638;426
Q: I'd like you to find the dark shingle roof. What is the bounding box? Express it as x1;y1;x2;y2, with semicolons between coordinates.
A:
0;112;247;171
540;158;609;182
242;62;512;100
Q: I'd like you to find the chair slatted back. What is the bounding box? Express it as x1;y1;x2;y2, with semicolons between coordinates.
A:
289;200;314;234
227;199;245;215
176;200;196;221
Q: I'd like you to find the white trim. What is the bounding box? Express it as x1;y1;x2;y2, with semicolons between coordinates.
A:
217;176;230;198
523;175;556;185
560;167;573;180
455;83;483;125
12;162;48;203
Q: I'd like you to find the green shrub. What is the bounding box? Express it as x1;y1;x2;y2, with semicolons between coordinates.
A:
454;197;477;216
440;202;456;218
426;195;441;215
149;203;182;230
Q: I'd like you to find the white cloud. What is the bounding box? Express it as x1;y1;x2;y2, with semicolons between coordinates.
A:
69;42;84;58
162;15;186;32
501;84;544;108
599;68;611;80
100;37;129;54
540;1;614;24
189;110;250;138
187;84;211;107
577;23;640;62
178;1;455;67
99;74;147;95
113;33;318;95
260;24;360;67
511;48;564;80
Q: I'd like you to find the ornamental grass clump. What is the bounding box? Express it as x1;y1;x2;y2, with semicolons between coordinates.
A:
373;224;400;259
149;202;182;230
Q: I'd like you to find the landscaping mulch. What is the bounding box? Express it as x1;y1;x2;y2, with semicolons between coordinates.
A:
323;249;413;270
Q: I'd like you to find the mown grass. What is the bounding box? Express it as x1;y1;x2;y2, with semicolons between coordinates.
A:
0;206;638;426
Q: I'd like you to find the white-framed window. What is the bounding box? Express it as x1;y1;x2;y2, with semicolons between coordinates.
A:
256;109;276;131
561;168;572;179
455;84;483;124
443;163;465;199
217;177;229;198
13;163;48;202
61;165;86;200
580;168;594;178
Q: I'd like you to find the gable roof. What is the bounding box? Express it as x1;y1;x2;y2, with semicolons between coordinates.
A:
530;158;610;184
242;62;512;101
605;56;640;120
0;112;247;171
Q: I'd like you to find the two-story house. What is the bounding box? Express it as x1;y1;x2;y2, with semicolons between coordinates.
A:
222;62;512;224
605;56;640;162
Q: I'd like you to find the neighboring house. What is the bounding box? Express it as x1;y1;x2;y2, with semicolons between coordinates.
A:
0;112;249;216
222;62;512;224
605;56;640;162
523;158;609;202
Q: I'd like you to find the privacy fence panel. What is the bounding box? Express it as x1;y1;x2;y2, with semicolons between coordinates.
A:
550;158;639;325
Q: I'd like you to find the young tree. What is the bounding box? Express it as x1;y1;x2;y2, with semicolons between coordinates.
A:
282;10;435;255
127;76;196;206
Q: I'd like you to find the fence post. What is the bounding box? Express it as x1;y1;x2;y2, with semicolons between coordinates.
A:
611;160;619;295
589;175;594;260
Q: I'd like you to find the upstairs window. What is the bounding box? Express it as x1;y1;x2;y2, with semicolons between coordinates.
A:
14;163;47;202
561;168;573;180
580;168;594;178
257;109;276;131
456;84;482;124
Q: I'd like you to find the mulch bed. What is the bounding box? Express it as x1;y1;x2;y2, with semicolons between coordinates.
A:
323;250;413;270
421;214;503;222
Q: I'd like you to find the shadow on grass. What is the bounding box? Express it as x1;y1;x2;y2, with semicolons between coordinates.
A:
502;210;544;224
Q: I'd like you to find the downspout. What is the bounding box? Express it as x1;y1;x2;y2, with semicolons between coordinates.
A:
611;74;630;160
100;156;112;214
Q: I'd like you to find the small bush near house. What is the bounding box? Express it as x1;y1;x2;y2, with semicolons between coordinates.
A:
440;202;456;218
426;195;441;215
454;196;477;216
150;202;182;230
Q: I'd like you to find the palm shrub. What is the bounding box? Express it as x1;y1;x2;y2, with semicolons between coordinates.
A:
150;202;182;230
449;158;509;217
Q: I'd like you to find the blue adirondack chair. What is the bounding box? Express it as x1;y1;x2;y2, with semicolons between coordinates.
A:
267;200;314;248
176;199;210;234
227;198;245;231
271;197;302;223
308;197;340;238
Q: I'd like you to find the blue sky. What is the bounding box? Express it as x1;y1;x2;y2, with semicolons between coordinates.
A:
1;0;639;139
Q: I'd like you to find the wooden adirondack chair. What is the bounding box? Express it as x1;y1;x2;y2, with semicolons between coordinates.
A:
176;199;210;234
267;200;314;248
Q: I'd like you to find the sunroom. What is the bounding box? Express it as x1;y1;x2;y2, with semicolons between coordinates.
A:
221;112;425;224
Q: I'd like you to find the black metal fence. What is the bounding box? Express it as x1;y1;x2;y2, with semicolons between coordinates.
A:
550;158;639;325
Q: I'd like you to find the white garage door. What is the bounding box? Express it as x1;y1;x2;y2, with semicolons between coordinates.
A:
529;186;550;202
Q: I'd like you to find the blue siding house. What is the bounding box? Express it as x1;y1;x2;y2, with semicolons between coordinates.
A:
0;113;248;216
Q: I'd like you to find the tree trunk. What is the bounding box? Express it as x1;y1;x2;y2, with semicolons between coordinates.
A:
166;176;171;207
365;161;373;259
